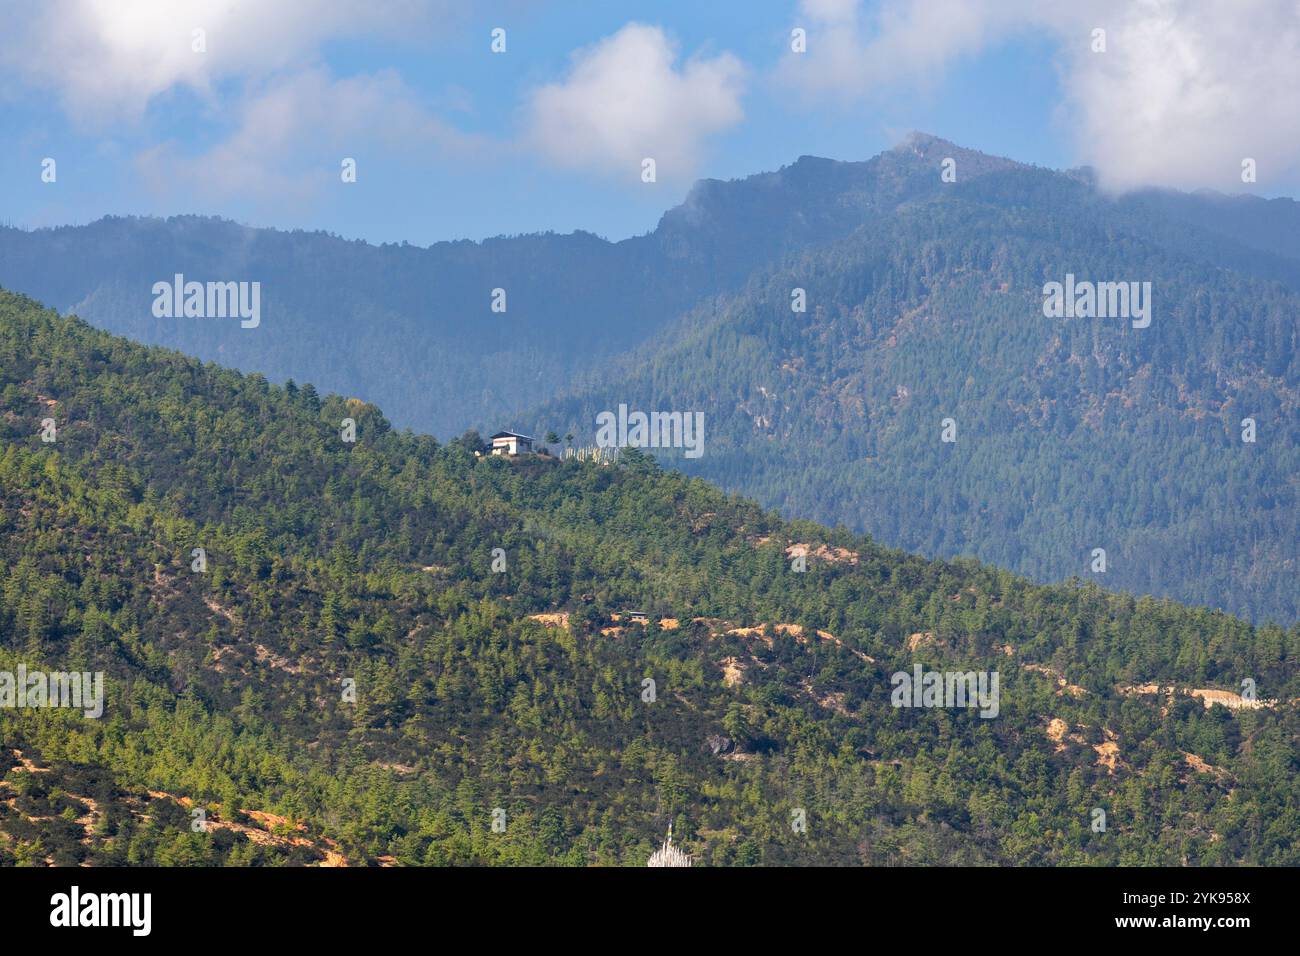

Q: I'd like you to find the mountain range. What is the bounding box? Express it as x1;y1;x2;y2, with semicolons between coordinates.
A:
1;133;1295;624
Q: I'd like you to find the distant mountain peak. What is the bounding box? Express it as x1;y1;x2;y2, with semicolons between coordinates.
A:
653;134;1029;243
894;130;959;152
889;131;1023;175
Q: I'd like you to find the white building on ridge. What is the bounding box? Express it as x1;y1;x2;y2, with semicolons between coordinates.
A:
489;431;534;456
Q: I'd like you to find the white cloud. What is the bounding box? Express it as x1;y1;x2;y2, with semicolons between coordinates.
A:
780;0;1300;192
135;67;483;203
0;0;453;123
0;0;478;210
525;23;747;179
781;0;1022;98
1061;0;1300;192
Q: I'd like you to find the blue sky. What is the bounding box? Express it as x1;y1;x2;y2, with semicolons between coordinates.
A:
1;0;1296;246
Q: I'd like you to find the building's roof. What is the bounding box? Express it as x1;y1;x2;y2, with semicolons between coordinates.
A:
489;431;534;441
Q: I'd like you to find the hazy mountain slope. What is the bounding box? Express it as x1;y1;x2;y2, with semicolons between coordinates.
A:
1119;188;1300;267
0;135;1011;438
3;134;1297;622
3;289;1298;866
1;217;663;437
522;163;1300;624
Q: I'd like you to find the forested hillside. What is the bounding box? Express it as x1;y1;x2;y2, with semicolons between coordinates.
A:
1;290;1298;866
5;135;1296;624
525;145;1300;625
